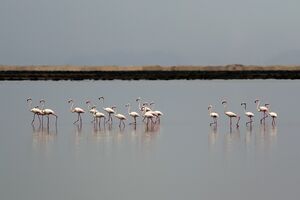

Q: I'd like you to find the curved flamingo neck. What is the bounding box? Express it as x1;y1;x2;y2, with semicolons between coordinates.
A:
86;102;91;110
40;101;45;110
70;102;74;112
27;100;33;110
208;107;212;115
223;103;228;113
137;100;141;111
242;104;246;111
127;105;131;114
256;101;260;111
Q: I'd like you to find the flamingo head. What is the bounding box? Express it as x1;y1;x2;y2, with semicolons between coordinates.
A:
98;96;104;100
254;99;259;104
67;99;73;103
86;100;91;104
208;105;212;110
150;101;155;106
241;102;246;109
39;99;45;103
111;105;116;109
26;98;32;102
221;100;227;105
265;103;270;107
136;97;141;102
125;103;130;107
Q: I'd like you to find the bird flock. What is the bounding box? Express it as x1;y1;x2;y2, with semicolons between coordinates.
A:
26;97;163;130
208;99;278;129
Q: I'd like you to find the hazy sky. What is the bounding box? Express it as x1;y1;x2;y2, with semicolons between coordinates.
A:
1;0;300;65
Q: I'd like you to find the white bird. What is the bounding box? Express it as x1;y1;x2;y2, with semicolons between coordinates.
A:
126;103;140;124
255;99;269;123
208;105;219;126
27;98;43;124
86;100;99;123
93;108;106;127
222;100;240;128
113;106;127;127
39;99;58;127
68;99;85;124
99;97;115;124
241;102;254;126
143;111;155;126
86;100;98;114
265;103;278;126
149;102;163;123
136;97;151;113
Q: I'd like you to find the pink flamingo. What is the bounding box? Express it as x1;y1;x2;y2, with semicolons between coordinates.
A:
208;105;219;126
68;99;85;125
222;100;240;128
254;99;268;123
241;102;254;126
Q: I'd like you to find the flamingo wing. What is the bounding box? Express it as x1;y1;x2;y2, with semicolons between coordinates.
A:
225;111;237;117
245;112;254;117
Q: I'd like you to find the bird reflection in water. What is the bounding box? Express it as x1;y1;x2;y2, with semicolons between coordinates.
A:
208;126;219;154
224;127;241;154
208;123;278;156
31;123;57;150
256;123;278;154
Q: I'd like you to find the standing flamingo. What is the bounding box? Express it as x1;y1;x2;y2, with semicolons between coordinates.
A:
113;106;127;127
143;111;155;126
86;100;98;123
126;103;140;124
241;102;254;126
265;104;278;126
26;98;43;124
68;99;85;124
39;99;58;128
222;100;240;128
99;97;115;124
254;99;269;123
93;107;106;127
136;97;151;113
208;105;219;126
149;102;163;123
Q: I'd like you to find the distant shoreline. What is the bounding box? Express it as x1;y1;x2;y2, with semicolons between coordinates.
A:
1;64;300;80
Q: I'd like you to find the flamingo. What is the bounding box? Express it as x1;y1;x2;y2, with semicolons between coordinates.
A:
136;97;151;113
222;100;240;128
143;111;155;126
99;97;115;124
126;103;140;124
92;108;106;127
208;105;219;126
68;99;85;124
26;98;43;124
265;104;278;126
149;102;163;123
113;106;127;127
241;102;254;126
39;99;58;127
254;99;269;123
86;100;98;123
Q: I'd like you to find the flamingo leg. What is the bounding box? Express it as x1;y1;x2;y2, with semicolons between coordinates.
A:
31;114;36;124
272;117;276;126
74;113;80;124
47;115;50;129
236;117;240;128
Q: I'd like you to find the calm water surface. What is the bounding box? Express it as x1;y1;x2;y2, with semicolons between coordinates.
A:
0;80;299;200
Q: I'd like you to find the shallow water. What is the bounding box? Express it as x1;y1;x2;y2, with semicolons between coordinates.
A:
0;80;299;200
